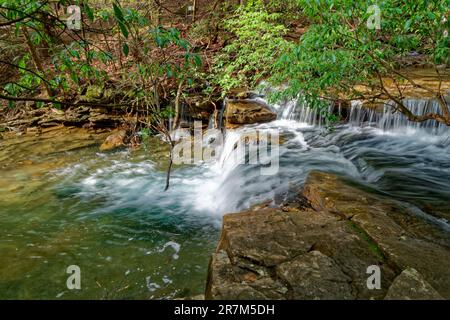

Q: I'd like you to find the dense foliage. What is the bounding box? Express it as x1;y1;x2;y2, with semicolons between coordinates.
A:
212;0;291;95
0;0;201;128
268;0;449;124
1;0;449;126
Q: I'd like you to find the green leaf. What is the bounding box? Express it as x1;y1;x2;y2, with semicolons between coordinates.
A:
70;73;79;84
193;54;202;67
118;21;129;38
112;3;124;22
404;19;412;31
19;58;26;70
98;10;110;21
85;4;94;22
122;43;129;56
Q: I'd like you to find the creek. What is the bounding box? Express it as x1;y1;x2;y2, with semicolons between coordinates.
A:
0;98;449;299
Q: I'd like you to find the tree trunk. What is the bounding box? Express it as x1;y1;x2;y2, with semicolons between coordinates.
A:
173;79;185;129
21;26;54;98
192;0;197;23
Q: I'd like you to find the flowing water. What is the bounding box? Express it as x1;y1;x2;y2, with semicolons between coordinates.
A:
1;98;450;299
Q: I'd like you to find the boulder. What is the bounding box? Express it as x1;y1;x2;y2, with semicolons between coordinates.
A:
225;100;276;126
207;205;395;300
384;268;444;300
206;171;450;300
303;171;450;299
100;130;127;151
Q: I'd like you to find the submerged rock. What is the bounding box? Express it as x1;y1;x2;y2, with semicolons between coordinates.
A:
100;130;127;151
206;171;450;300
225;100;276;126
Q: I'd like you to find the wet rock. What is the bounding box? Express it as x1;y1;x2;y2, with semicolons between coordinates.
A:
228;88;252;100
100;130;127;151
303;171;450;299
87;112;122;127
225;100;276;126
3;105;123;130
276;251;353;300
26;127;41;135
385;268;444;300
206;171;450;300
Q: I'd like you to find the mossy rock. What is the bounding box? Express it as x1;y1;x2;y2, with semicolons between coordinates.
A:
83;85;104;102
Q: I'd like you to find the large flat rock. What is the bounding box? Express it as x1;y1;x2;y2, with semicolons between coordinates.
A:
206;171;450;300
225;100;277;126
304;171;450;299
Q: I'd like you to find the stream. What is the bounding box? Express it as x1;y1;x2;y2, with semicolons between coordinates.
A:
1;98;449;299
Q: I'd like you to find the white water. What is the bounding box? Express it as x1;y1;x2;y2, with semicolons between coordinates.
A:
44;94;450;234
184;96;450;225
348;99;449;134
63;96;450;226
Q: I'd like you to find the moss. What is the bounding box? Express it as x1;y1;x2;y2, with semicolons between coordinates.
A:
346;220;386;262
83;85;104;102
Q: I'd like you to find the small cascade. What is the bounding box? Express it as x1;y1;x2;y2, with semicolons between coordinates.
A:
379;99;449;134
257;89;449;134
179;102;193;128
207;113;215;130
346;98;449;134
218;100;226;130
197;92;450;216
272;97;332;126
168;103;194;132
348;100;381;126
217;129;245;171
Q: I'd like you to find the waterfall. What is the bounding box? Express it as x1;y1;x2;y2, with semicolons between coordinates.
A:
168;103;193;132
378;99;449;134
193;93;449;216
207;113;215;129
194;127;254;214
179;103;192;127
272;97;332;126
268;94;449;134
346;98;449;134
348;100;381;126
218;100;226;129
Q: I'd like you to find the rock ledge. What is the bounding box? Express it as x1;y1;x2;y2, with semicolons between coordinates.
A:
206;171;450;300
